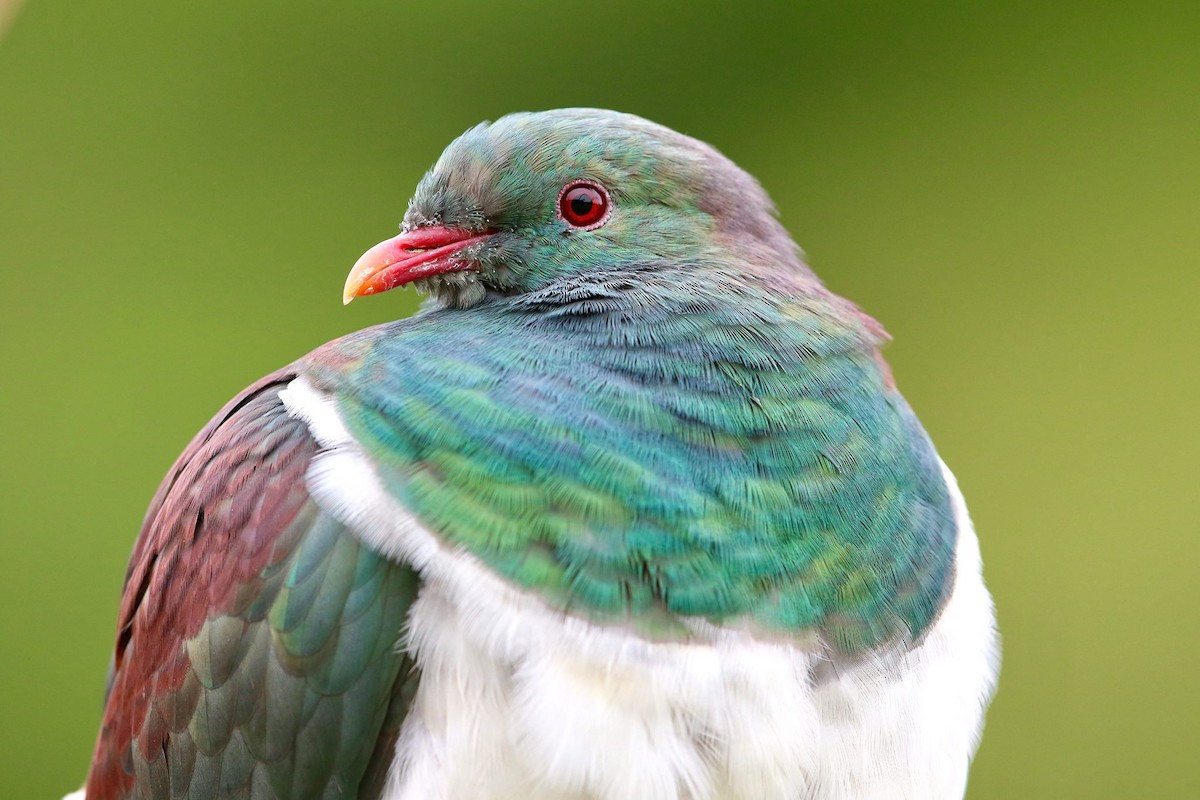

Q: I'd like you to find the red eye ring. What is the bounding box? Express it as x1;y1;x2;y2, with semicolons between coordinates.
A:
558;180;611;230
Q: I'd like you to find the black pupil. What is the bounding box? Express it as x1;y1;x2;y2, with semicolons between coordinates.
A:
570;191;595;218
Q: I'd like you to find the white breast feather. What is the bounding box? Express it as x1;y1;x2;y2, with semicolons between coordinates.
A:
281;375;999;800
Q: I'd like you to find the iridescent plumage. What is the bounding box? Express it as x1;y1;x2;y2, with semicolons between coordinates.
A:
71;109;997;800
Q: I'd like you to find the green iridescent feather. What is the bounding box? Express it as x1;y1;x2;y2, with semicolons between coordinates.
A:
305;268;954;652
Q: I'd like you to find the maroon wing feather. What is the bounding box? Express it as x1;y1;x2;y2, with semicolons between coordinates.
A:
87;370;311;797
83;369;418;799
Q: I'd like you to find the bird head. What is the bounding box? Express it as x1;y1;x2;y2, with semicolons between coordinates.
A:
344;108;808;308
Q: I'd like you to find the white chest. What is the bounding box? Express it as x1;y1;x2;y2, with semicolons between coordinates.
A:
382;503;994;800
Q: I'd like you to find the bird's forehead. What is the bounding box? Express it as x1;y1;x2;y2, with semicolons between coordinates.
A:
426;111;712;198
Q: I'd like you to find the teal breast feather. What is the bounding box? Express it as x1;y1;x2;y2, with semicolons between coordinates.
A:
305;267;954;654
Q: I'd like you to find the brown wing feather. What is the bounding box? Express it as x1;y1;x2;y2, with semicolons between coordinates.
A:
84;369;418;799
87;370;311;798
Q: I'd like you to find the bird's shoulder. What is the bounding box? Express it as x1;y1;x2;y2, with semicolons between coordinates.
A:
86;369;418;800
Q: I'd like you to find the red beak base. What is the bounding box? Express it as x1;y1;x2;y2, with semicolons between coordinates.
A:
343;227;495;304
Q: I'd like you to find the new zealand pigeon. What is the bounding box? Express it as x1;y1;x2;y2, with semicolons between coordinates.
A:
68;109;998;800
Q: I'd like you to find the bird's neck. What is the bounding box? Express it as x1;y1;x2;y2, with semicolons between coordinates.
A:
495;263;882;371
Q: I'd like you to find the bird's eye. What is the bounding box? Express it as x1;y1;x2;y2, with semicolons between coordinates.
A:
558;181;610;229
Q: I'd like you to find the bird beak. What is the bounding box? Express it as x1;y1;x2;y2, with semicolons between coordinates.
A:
343;227;496;304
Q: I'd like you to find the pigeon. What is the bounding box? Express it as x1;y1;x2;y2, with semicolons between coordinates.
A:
69;108;998;800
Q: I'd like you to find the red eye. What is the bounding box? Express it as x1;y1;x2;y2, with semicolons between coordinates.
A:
558;181;610;229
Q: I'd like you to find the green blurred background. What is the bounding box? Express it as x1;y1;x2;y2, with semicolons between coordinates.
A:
2;1;1197;797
